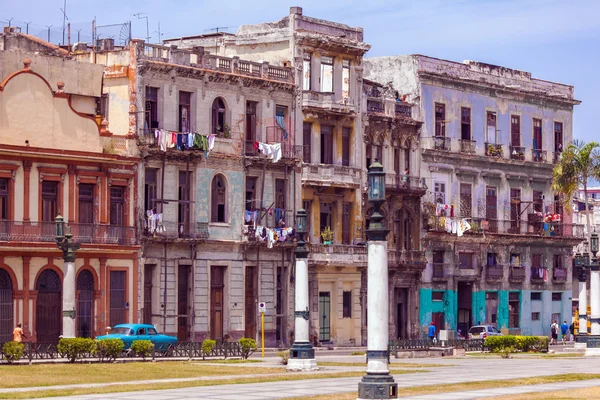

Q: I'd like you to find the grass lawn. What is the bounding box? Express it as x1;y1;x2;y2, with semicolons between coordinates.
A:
0;363;424;399
289;373;600;400
466;352;584;359
491;386;600;399
317;361;450;368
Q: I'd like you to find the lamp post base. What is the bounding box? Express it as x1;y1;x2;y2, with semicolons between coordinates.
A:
357;373;398;400
287;342;318;371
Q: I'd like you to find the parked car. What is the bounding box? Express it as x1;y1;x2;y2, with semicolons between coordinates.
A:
96;323;177;350
468;325;502;339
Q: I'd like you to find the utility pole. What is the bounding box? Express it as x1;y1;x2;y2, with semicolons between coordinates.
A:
46;25;53;43
76;28;82;42
134;12;150;43
61;0;68;45
7;17;14;27
155;22;162;44
25;21;31;34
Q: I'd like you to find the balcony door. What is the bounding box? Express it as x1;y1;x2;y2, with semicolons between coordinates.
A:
511;115;521;147
486;186;498;233
320;125;333;164
177;265;191;341
510;189;521;233
320;202;333;243
110;186;125;244
342;203;351;245
78;184;94;242
210;266;225;340
246;101;257;152
42;181;59;240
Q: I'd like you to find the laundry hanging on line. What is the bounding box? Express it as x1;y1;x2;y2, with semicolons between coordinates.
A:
256;141;282;163
153;129;216;155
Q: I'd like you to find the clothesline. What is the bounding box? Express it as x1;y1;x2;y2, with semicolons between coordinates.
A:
152;129;216;156
254;141;282;163
242;225;295;248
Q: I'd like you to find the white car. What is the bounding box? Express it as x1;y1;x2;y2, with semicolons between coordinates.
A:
468;325;502;339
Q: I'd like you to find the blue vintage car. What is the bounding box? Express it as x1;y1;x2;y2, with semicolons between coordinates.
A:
96;323;177;350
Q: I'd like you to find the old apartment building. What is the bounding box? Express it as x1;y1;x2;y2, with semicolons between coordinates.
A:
365;55;582;337
0;33;140;343
165;7;370;346
362;79;425;340
74;39;299;344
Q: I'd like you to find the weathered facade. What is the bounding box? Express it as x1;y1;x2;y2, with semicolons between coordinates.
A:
165;7;371;345
0;35;140;343
76;39;299;345
365;55;583;337
362;79;425;340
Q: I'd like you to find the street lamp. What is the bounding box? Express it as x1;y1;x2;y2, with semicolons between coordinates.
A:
287;209;317;371
358;162;397;400
55;214;80;338
592;234;599;254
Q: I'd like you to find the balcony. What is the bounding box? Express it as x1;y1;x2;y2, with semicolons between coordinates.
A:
244;141;303;160
433;136;451;151
389;250;426;267
459;140;476;154
385;174;427;194
302;91;356;114
485;143;503;158
553;268;568;283
486;265;504;281
431;263;448;281
553;151;562;163
302;164;361;188
143;221;209;242
367;99;384;113
427;217;584;240
510;146;525;161
532;149;547;163
531;267;547;283
509;266;526;283
308;244;367;267
395;103;412;118
0;221;137;245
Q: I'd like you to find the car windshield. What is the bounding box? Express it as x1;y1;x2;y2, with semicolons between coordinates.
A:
111;327;133;335
148;328;158;335
469;327;485;334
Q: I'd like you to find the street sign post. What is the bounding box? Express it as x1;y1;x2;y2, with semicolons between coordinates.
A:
259;301;266;357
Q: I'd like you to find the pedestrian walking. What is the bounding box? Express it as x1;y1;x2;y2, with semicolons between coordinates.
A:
13;323;27;343
428;321;436;342
570;322;575;342
550;320;559;345
561;320;569;344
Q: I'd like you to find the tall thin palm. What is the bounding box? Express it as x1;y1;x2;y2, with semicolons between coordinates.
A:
552;140;600;257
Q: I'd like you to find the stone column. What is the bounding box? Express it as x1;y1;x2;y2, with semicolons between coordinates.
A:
287;242;317;371
591;266;600;335
578;267;588;336
62;260;76;338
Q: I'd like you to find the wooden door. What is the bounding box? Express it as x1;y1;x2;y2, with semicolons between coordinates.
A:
342;203;351;245
143;265;153;325
432;312;444;337
303;122;312;163
109;271;126;327
510;115;520;147
76;270;94;338
486;186;498;233
177;265;190;341
510;188;521;233
244;266;256;339
319;292;330;342
36;269;61;343
210;266;225;340
0;268;13;343
342;127;350;166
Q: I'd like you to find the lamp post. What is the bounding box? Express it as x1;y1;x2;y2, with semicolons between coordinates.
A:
590;234;600;336
575;253;588;337
358;162;397;400
287;209;317;371
55;215;80;338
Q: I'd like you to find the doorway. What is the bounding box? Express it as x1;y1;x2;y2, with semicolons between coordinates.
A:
395;288;408;339
76;270;94;338
36;269;62;343
0;268;13;343
432;312;444;337
143;265;154;324
244;266;256;339
177;265;191;341
457;282;473;335
319;292;330;342
486;292;498;326
210;266;225;340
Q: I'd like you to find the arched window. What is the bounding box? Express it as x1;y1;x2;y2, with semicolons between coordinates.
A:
212;98;226;135
77;270;94;338
211;174;227;223
0;268;13;343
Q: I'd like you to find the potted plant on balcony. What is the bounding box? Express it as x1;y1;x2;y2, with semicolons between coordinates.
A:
321;226;334;245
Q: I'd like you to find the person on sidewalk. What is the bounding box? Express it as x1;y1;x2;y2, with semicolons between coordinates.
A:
561;320;569;343
569;321;575;342
428;321;436;342
550;320;559;345
13;323;27;343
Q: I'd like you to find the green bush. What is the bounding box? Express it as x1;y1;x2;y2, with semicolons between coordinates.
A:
131;340;154;359
238;338;257;359
1;341;25;363
485;335;548;354
58;338;96;363
485;336;517;353
96;338;124;362
202;339;216;358
277;349;290;365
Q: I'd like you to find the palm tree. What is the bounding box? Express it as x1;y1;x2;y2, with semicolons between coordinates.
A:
552;140;600;257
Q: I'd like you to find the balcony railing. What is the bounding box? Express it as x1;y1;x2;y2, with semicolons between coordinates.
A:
144;221;209;241
433;136;451;151
532;149;547;162
531;267;547;283
244;141;303;160
485;143;503;157
553;151;562;163
308;244;367;266
486;265;504;281
385;174;426;192
302;91;356;113
389;250;426;267
459;140;476;154
395;103;412;118
510;146;525;161
509;266;526;282
0;221;137;245
553;268;568;282
302;164;361;187
367;99;384;113
427;217;584;239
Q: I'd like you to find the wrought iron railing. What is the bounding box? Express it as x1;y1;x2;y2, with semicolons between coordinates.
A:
395;102;412;118
553;268;568;282
485;143;503;157
0;221;137;245
510;146;526;161
433;136;451;151
531;267;547;282
389;339;487;353
509;266;526;282
459;140;476;154
486;265;504;281
385;174;426;192
532;149;547;162
144;221;209;240
367;99;384;113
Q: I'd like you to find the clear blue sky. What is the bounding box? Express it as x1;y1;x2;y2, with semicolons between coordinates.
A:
2;0;598;143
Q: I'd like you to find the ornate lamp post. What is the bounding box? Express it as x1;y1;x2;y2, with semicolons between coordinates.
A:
55;215;80;338
575;253;587;337
358;162;397;400
287;209;317;371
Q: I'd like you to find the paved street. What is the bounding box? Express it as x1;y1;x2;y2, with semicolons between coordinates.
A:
22;355;600;399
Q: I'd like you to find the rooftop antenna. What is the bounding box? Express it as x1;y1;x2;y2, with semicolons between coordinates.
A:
45;24;53;42
25;21;31;34
7;17;14;27
60;0;68;45
155;22;169;44
134;12;150;43
204;26;234;55
76;28;82;42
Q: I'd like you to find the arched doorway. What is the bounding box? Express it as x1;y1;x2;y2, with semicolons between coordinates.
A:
0;268;13;343
36;269;61;342
77;270;94;338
